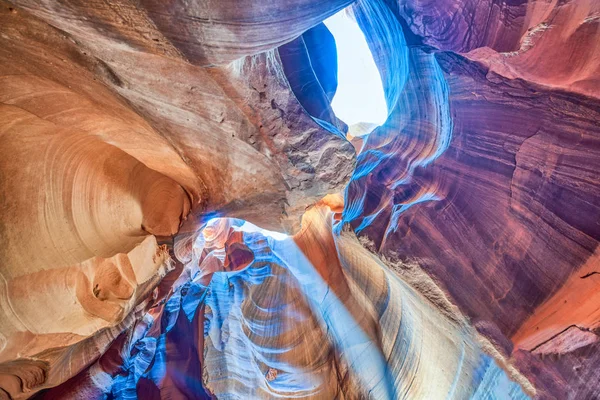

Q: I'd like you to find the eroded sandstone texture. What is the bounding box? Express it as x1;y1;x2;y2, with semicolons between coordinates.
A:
0;0;598;399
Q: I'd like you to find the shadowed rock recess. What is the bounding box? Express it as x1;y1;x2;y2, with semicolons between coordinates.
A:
0;0;598;399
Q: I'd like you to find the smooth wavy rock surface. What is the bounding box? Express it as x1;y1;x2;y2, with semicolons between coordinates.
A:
36;204;532;399
0;0;599;398
0;1;354;397
393;0;600;98
340;1;600;398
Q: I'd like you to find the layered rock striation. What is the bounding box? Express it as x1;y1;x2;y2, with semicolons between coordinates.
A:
0;0;599;399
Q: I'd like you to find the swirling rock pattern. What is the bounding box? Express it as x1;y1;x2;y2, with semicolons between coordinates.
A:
0;0;599;398
0;0;354;397
393;0;600;98
35;206;532;399
341;1;600;398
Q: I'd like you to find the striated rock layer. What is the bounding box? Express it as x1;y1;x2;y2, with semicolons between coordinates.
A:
0;0;355;397
0;0;599;399
341;0;600;398
36;203;533;399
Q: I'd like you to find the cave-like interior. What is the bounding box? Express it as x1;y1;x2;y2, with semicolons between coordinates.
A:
1;1;599;399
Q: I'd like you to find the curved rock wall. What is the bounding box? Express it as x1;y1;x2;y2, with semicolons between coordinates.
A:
35;205;533;399
0;0;599;398
0;1;354;397
341;1;600;398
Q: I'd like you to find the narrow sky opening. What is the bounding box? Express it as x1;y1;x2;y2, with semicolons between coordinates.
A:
202;217;289;241
237;221;288;241
324;10;388;130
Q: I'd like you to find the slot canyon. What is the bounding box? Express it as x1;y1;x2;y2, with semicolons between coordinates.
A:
0;0;599;399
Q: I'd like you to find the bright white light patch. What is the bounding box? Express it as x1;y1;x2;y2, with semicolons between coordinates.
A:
237;221;288;241
324;10;388;128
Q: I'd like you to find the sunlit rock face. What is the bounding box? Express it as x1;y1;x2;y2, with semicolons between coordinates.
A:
36;205;532;399
338;1;600;398
0;0;598;399
0;0;354;397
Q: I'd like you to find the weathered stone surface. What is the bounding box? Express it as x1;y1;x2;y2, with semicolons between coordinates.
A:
35;204;532;399
0;1;354;397
365;51;600;336
1;0;599;398
339;1;600;398
392;0;600;98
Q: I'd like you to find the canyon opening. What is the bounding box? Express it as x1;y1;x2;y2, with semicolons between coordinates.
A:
0;1;599;399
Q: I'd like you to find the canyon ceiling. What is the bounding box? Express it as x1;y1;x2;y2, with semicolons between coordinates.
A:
0;0;599;399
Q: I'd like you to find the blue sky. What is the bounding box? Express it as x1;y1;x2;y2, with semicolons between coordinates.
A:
324;10;388;128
